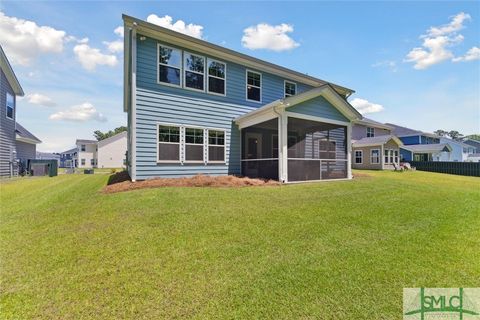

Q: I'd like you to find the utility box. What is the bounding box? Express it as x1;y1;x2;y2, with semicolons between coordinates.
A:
84;169;94;174
28;159;58;177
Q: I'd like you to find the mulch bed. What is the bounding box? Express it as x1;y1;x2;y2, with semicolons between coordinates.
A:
103;172;280;194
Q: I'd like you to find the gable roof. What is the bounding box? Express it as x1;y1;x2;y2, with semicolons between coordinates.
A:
98;131;127;147
385;123;437;138
15;122;41;144
439;137;474;148
0;46;24;96
234;84;362;128
352;135;403;148
402;143;452;153
122;14;355;112
353;117;392;130
61;147;78;154
76;139;97;145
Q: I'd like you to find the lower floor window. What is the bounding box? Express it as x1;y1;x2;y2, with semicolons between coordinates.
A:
371;149;380;164
355;150;362;164
81;159;85;165
384;149;399;164
157;123;225;164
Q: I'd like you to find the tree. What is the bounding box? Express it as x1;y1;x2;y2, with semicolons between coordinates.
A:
465;134;480;141
434;129;448;137
447;130;463;141
94;126;127;141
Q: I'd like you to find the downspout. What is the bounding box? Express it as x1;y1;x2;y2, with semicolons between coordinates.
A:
273;101;286;183
130;23;138;182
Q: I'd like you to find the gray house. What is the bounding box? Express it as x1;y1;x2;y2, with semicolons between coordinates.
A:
123;15;362;182
1;46;41;177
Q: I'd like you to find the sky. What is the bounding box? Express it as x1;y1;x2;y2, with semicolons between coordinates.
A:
0;1;479;152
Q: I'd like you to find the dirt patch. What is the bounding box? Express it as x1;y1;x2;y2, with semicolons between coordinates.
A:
103;172;280;194
353;172;372;178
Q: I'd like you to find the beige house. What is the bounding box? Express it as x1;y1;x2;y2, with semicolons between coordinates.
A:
97;131;127;168
76;139;98;168
351;118;403;170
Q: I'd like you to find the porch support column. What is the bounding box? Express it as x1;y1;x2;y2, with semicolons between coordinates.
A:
381;144;385;170
347;124;352;179
277;109;288;183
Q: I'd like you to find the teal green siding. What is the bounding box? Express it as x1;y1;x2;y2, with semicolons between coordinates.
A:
287;96;349;122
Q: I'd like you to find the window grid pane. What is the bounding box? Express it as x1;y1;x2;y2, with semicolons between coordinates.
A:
185;128;204;144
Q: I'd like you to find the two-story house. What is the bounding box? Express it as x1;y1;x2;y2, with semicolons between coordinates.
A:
59;147;78;168
122;15;362;182
351;118;403;170
76;139;98;168
386;123;452;162
1;46;41;178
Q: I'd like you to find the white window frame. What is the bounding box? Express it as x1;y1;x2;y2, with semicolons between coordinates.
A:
6;92;14;120
157;43;182;88
207;128;227;164
81;159;86;166
183;51;205;93
184;125;205;163
394;150;399;164
284;80;297;98
370;149;380;164
355;150;363;164
366;127;375;138
207;58;227;97
246;69;262;103
81;144;86;152
157;123;182;163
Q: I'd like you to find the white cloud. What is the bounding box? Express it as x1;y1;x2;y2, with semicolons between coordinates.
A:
242;23;300;51
103;40;123;53
350;98;384;115
73;41;118;71
0;11;67;65
452;46;480;62
26;93;56;107
114;26;124;38
405;12;477;69
49;102;107;122
146;14;203;39
371;60;398;72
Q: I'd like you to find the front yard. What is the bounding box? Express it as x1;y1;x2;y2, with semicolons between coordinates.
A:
1;171;478;319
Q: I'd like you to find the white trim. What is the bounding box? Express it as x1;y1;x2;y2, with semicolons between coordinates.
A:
157;43;182;88
354;150;363;164
370;148;380;164
207;128;227;164
287;158;348;161
156;122;181;163
131;27;137;181
241;158;278;162
184;126;205;163
286;178;352;184
5;92;14;120
245;69;262;103
207;58;227;97
183;51;206;93
346;123;352;179
280;111;288;182
284;80;297;98
285;112;350;126
366;126;375;138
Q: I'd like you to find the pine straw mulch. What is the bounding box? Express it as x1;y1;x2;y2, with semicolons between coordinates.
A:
103;171;280;194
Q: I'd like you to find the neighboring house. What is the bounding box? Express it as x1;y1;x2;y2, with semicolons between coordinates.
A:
386;123;452;162
437;137;475;162
16;122;41;169
36;152;60;163
97;131;127;168
1;46;41;177
59;147;78;168
123;15;362;182
466;153;480;162
76;139;98;168
461;138;480;153
351;118;403;170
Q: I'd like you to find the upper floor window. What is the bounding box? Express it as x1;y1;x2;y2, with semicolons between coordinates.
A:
246;70;261;102
366;127;375;138
207;59;226;95
6;92;14;120
81;144;86;152
184;52;205;91
158;44;182;86
284;81;296;98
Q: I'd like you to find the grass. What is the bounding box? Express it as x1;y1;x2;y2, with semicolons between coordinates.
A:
0;170;479;319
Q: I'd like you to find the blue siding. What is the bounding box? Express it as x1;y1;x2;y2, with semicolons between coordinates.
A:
135;88;255;179
136;36;312;109
287;96;348;122
399;135;420;145
400;148;412;161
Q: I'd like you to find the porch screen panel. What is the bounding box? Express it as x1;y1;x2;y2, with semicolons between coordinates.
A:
287;117;347;182
241;118;278;180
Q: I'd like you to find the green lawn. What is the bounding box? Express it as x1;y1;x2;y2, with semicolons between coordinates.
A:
1;171;479;319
